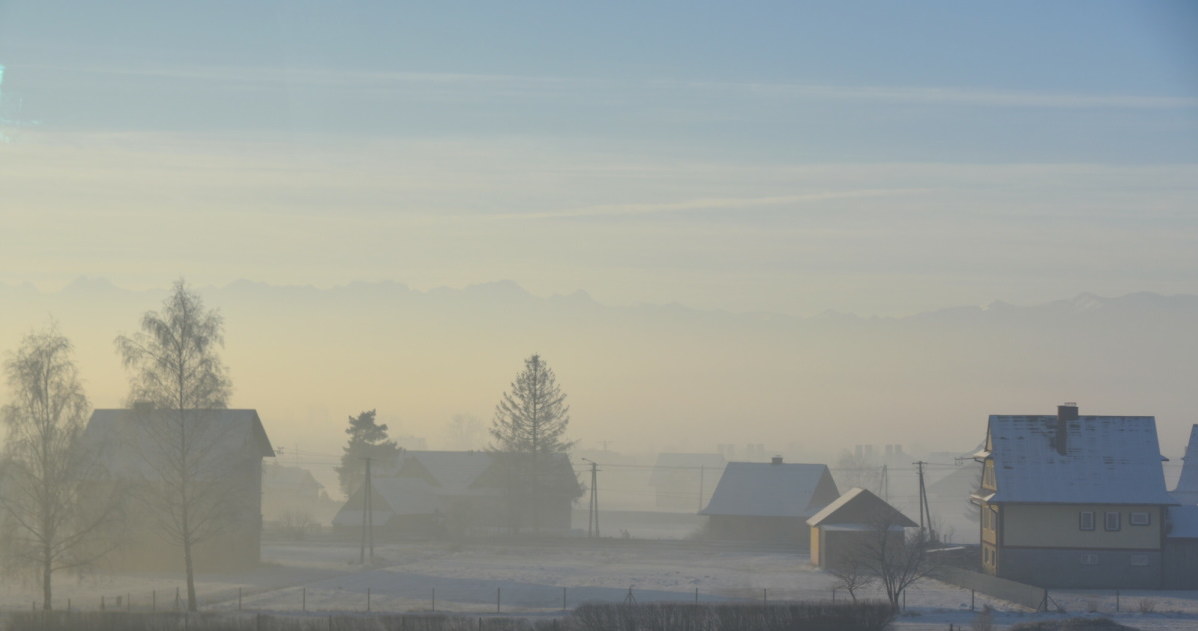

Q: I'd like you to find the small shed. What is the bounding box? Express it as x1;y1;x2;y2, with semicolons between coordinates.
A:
699;457;839;546
806;487;917;568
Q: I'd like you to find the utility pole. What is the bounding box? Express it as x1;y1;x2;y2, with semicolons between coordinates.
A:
360;457;373;564
914;460;932;539
582;458;599;537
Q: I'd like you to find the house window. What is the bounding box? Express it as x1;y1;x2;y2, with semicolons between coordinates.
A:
1081;553;1100;565
1129;512;1150;526
1079;511;1095;531
1130;553;1149;567
1105;511;1121;531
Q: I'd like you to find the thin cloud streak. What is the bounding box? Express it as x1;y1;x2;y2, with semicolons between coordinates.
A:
489;189;932;221
26;62;1197;111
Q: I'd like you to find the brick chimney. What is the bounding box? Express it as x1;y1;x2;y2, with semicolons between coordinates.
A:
1055;402;1078;455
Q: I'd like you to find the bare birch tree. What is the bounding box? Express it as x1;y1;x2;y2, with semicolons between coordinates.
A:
0;324;121;609
856;516;937;611
115;279;232;612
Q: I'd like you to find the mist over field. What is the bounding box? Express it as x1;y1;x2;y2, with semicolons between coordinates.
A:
2;279;1195;469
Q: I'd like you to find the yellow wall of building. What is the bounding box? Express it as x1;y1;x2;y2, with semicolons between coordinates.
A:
1001;504;1161;549
981;504;998;545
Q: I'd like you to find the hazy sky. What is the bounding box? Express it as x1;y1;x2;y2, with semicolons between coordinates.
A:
2;1;1197;317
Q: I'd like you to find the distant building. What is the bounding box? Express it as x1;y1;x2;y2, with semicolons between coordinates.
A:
1171;425;1198;506
81;408;274;571
332;451;582;537
262;462;341;526
648;453;725;511
807;487;916;568
971;404;1177;589
699;457;839;546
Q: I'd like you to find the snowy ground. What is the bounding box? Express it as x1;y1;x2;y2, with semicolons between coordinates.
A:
2;538;1197;630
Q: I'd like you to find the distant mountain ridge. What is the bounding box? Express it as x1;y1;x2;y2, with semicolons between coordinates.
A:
1;278;1195;458
8;276;1197;323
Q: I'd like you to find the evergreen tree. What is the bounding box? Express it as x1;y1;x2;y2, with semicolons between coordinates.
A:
490;354;576;532
490;354;573;456
336;410;400;498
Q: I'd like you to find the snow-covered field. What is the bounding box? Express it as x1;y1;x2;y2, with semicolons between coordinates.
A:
2;538;1198;630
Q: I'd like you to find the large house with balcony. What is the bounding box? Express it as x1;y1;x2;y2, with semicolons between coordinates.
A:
971;404;1177;589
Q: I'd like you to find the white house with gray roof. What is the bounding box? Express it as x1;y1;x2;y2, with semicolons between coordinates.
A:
971;403;1176;589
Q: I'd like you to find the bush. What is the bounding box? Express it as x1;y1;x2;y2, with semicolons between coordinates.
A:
571;602;894;631
1007;617;1140;631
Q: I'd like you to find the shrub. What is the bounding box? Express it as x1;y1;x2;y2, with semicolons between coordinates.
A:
571;602;894;631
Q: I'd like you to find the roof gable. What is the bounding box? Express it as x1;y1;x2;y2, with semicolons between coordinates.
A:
806;487;917;528
700;462;839;518
1172;424;1198;504
984;414;1174;505
82;409;274;477
394;451;581;497
397;451;496;491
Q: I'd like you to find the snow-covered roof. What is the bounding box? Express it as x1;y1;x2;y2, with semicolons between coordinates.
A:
700;461;839;518
332;478;440;527
82;408;274;478
397;451;498;492
1171;425;1198;505
396;451;582;497
806;487;917;528
983;414;1174;505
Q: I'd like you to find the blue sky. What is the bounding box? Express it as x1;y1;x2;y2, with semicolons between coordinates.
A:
1;1;1197;315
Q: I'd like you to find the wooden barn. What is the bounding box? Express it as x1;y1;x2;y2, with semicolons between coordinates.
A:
699;457;839;546
81;408;274;571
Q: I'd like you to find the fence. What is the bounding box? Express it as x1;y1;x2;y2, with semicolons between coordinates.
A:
2;603;895;631
2;611;551;631
930;566;1048;612
8;584;834;617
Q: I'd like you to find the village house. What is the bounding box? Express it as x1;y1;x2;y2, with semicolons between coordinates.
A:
262;462;341;527
81;408;275;571
333;450;583;537
806;487;917;568
699;457;839;546
971;403;1177;589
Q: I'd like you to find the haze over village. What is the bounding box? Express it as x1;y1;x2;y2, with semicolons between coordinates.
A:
2;2;1198;630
